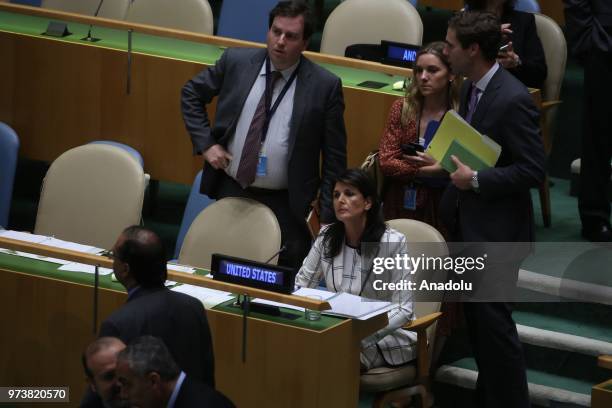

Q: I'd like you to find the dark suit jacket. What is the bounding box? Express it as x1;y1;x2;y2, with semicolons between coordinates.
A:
503;10;547;89
565;0;612;55
173;376;235;408
99;287;215;387
181;48;347;223
440;67;545;245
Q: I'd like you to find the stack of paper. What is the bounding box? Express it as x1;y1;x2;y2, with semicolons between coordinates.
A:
426;110;501;172
293;288;394;320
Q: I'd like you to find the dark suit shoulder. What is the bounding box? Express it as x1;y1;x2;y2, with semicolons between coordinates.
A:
100;288;206;338
175;377;235;408
494;67;531;98
507;9;535;26
301;56;342;85
224;47;266;62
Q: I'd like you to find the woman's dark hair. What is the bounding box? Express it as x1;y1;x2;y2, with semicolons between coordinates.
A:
464;0;516;17
322;169;386;260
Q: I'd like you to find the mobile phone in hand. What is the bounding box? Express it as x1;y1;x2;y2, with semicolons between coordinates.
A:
401;143;424;156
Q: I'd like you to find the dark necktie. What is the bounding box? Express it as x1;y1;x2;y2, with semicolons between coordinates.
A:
465;84;482;124
235;70;283;188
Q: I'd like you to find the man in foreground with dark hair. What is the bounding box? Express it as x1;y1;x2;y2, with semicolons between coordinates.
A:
181;0;347;268
441;10;545;408
82;337;127;408
116;336;234;408
100;226;215;387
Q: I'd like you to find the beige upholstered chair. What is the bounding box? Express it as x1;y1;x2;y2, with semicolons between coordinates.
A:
34;144;146;249
320;0;423;56
360;219;447;408
534;13;567;227
124;0;214;35
41;0;131;20
178;197;281;269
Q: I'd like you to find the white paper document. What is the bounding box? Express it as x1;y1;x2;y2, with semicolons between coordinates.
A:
324;293;394;320
293;288;394;319
0;248;73;265
167;263;196;274
0;230;50;244
58;263;113;275
171;284;234;308
292;287;336;300
41;238;104;254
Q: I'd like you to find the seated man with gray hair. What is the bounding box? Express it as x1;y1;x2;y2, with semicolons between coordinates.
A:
116;336;234;408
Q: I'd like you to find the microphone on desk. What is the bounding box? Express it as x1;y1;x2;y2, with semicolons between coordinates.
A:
264;245;286;264
81;0;106;42
234;245;287;308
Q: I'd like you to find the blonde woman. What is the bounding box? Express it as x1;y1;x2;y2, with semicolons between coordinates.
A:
379;41;461;235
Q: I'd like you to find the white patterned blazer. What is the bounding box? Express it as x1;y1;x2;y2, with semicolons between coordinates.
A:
296;226;417;368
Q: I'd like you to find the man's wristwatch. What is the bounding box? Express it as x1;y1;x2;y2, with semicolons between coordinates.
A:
471;171;479;191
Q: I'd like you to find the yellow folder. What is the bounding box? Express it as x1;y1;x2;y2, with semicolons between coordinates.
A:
426;110;501;172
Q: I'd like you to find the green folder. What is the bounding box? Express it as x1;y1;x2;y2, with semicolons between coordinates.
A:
440;139;490;172
426;110;501;170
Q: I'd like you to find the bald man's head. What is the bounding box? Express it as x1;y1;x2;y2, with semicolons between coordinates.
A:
112;226;167;288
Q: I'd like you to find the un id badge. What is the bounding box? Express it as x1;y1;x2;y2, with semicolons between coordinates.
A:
403;186;417;210
256;153;268;176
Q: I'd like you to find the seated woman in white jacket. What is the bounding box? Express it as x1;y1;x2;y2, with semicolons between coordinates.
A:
295;168;416;370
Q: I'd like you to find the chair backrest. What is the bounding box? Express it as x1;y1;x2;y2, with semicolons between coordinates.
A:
173;170;215;259
514;0;540;13
124;0;214;34
217;0;278;43
178;197;281;269
41;0;130;20
534;13;566;129
0;123;20;228
534;13;566;102
387;218;447;321
320;0;423;56
88;140;144;167
34;144;146;249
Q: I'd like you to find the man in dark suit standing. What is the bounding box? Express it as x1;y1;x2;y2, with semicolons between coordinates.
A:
181;1;347;268
565;0;612;242
441;11;545;408
115;336;233;408
100;226;215;388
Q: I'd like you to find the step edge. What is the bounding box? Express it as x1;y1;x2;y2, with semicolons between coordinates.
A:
435;365;592;407
516;324;612;356
518;269;612;304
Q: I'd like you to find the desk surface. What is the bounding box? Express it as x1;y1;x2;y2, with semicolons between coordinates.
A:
0;9;408;94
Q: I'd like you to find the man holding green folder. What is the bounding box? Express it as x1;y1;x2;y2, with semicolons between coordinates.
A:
441;11;545;408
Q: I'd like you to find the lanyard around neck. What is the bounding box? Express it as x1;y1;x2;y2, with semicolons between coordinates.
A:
261;57;300;143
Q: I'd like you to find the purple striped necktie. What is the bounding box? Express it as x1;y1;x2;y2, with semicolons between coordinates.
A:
465;84;482;124
235;70;282;188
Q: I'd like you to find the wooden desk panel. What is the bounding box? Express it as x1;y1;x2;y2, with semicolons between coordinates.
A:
0;264;385;407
